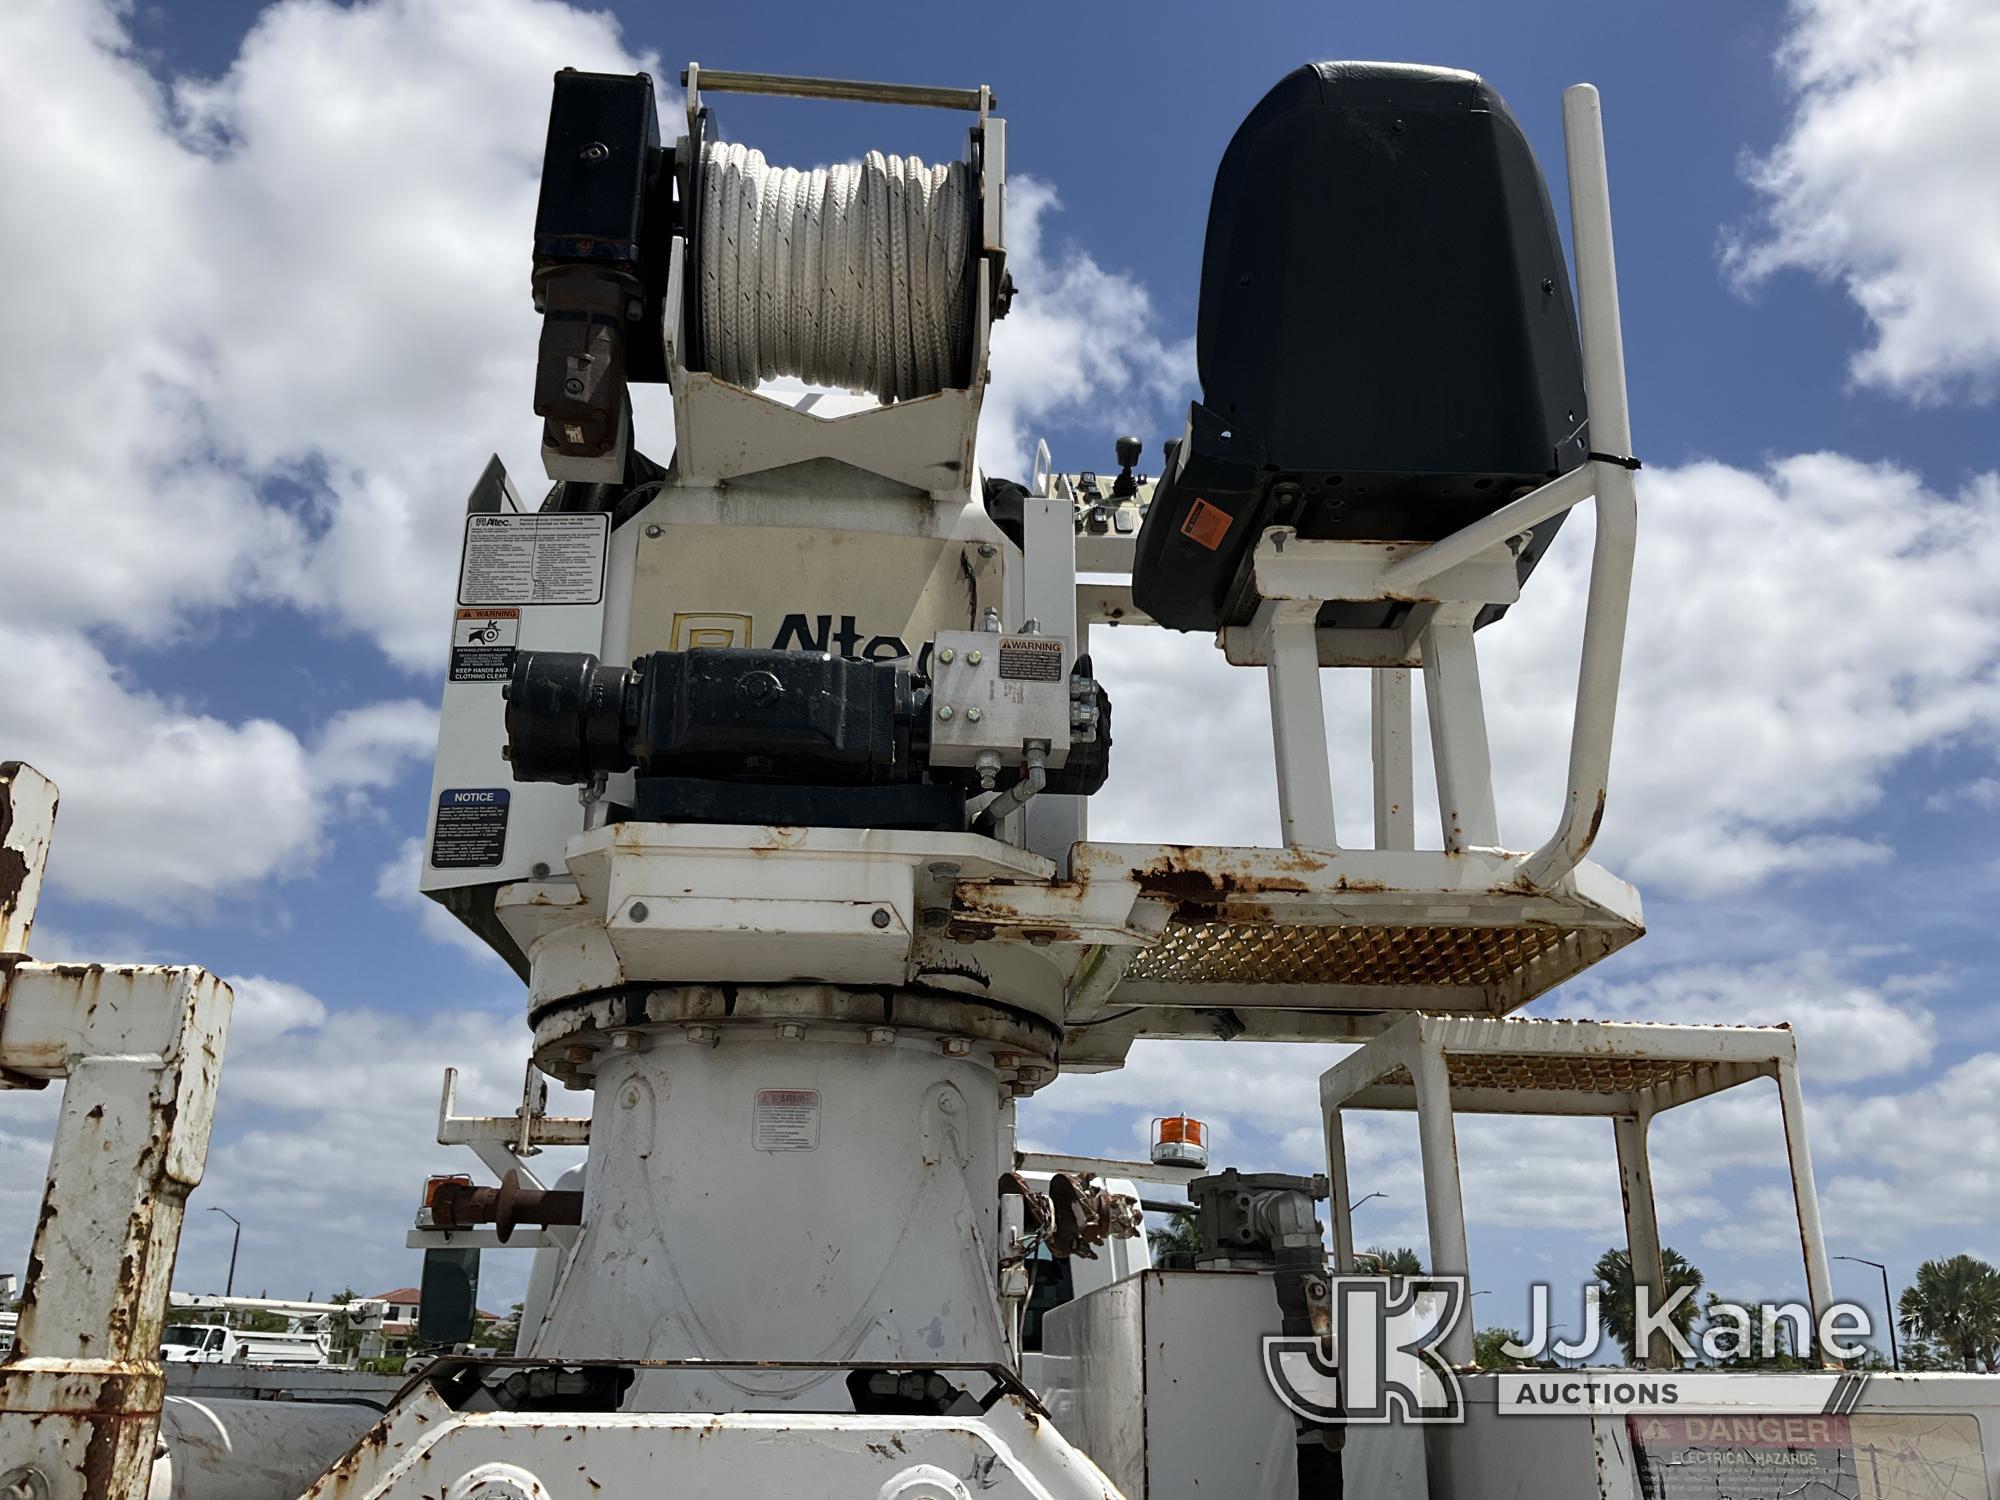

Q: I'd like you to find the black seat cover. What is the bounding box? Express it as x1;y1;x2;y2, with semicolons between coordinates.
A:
1132;62;1589;633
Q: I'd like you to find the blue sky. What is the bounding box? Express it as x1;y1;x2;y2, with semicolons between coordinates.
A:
2;0;1996;1353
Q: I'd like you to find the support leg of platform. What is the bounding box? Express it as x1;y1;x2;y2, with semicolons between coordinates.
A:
1412;1036;1474;1365
1776;1058;1837;1367
1371;667;1416;851
1326;1106;1356;1274
1614;1109;1673;1368
1266;606;1337;849
1419;606;1498;852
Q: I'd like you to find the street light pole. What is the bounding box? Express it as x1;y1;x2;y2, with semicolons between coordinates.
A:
209;1206;242;1299
1833;1255;1899;1371
1351;1191;1388;1211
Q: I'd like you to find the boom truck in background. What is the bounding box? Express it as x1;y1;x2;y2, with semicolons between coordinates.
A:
156;1296;389;1368
3;52;1999;1500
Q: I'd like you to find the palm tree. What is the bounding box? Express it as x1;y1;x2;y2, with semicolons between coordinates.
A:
1360;1246;1426;1277
1148;1211;1201;1259
1594;1246;1703;1364
1899;1256;2000;1372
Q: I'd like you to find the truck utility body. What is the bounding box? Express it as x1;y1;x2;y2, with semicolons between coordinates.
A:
159;1323;331;1367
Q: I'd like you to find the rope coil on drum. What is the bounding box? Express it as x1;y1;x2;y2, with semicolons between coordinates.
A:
698;140;973;402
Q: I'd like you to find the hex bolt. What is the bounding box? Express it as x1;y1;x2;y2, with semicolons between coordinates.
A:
644;523;664;538
938;647;955;663
966;650;983;665
866;1026;897;1047
927;862;961;878
628;901;650;923
776;1021;806;1041
870;907;893;929
965;707;983;723
685;1024;720;1047
977;544;997;558
1016;1065;1051;1086
564;1045;593;1067
609;1030;645;1053
936;705;954;721
920;908;950;929
941;1037;972;1057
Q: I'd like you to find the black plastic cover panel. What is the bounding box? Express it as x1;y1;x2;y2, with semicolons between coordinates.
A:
1133;62;1589;632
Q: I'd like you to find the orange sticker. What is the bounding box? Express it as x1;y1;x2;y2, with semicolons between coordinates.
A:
1179;497;1233;550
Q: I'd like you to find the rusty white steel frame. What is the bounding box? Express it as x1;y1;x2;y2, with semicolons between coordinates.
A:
1070;85;1638;895
1318;1015;1835;1371
0;763;235;1500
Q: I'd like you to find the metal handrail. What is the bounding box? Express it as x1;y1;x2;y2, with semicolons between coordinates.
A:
1384;85;1640;891
1520;84;1640;891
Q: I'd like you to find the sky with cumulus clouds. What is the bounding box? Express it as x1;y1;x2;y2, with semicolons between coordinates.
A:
2;0;1997;1352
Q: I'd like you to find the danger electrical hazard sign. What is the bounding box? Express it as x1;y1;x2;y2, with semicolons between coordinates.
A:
450;607;520;683
1629;1412;1988;1500
431;788;510;869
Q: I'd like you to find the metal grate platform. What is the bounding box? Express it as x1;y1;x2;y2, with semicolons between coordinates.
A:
1124;921;1577;989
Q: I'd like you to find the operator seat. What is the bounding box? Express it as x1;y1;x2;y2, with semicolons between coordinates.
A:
1132;62;1590;633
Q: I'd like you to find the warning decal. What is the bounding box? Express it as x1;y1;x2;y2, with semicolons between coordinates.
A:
431;788;510;869
753;1088;821;1152
998;636;1064;682
1179;497;1233;550
1629;1412;1988;1500
449;607;520;683
458;513;608;606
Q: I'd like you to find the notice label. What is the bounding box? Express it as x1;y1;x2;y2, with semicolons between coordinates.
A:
752;1089;821;1152
431;788;510;869
449;607;520;683
458;513;608;606
998;635;1064;683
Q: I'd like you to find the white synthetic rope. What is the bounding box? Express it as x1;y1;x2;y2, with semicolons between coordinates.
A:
699;140;971;402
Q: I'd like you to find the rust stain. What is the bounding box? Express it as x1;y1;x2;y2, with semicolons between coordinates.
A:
0;846;28;911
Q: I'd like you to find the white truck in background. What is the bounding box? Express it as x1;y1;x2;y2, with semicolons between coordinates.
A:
158;1294;386;1367
160;1323;330;1367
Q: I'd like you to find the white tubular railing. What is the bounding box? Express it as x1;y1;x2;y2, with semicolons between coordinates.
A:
1520;83;1640;891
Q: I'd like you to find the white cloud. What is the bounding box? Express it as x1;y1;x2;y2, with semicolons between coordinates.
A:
1725;0;2000;401
375;835;506;961
1816;1051;2000;1233
0;623;434;915
223;973;330;1047
0;0;659;668
1926;776;2000;813
1577;950;1937;1082
981;175;1195;481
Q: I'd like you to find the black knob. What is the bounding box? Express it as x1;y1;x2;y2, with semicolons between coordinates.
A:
1112;436;1143;499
